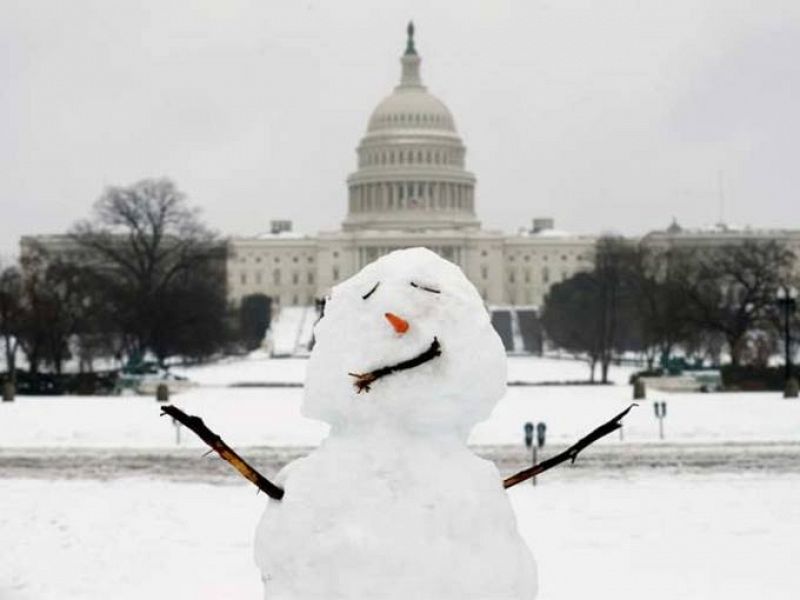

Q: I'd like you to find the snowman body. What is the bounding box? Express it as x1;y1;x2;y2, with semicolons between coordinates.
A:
255;248;537;599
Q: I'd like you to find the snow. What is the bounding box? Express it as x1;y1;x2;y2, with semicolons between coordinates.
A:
470;386;800;445
1;246;798;598
173;355;309;386
0;388;325;448
172;353;635;387
3;472;799;600
268;306;315;356
2;385;799;449
524;228;575;238
256;248;536;599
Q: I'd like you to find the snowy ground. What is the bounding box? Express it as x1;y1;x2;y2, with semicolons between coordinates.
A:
1;384;799;449
2;472;798;600
171;353;634;386
2;356;799;598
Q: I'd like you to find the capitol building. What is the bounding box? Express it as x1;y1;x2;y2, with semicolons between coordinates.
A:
227;24;595;311
18;23;800;355
21;22;800;332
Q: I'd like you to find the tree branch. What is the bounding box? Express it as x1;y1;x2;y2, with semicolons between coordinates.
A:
160;405;284;500
503;403;637;489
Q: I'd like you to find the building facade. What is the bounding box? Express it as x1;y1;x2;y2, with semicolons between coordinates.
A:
227;24;596;310
642;220;800;257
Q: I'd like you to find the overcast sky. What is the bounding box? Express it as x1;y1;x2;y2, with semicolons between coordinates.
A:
2;0;798;258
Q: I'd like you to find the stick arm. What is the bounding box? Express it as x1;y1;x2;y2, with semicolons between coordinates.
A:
503;403;637;489
161;404;285;500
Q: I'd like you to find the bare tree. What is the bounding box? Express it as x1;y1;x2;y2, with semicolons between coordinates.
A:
631;245;693;368
541;237;641;382
71;178;227;364
239;293;272;351
680;241;795;366
593;236;640;382
14;250;89;375
0;264;24;382
541;272;604;381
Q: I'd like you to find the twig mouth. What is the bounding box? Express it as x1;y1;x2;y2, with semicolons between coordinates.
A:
348;337;442;393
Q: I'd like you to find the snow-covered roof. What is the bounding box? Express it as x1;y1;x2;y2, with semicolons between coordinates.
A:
254;231;306;240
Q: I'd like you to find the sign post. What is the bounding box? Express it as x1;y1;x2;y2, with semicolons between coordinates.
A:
654;401;667;440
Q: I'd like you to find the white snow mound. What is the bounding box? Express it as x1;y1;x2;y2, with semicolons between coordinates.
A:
255;247;537;599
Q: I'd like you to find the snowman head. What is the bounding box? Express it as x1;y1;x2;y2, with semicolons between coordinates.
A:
303;247;506;439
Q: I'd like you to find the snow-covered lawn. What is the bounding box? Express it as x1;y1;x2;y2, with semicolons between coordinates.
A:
172;354;636;386
2;472;798;600
2;357;798;598
1;384;798;448
172;353;309;386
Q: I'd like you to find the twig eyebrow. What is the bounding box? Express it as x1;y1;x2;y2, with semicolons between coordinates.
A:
362;282;380;300
410;281;440;294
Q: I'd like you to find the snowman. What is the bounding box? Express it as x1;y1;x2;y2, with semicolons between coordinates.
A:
254;247;538;599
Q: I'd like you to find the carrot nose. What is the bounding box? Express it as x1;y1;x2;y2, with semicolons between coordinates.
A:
385;312;410;334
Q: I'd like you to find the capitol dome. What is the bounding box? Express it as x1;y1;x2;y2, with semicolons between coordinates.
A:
343;23;479;233
366;86;457;134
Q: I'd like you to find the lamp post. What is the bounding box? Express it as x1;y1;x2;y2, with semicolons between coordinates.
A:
776;286;798;397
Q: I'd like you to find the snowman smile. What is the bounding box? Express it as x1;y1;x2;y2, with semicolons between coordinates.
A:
348;337;442;393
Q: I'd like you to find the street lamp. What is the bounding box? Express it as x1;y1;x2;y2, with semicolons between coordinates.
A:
776;285;798;397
